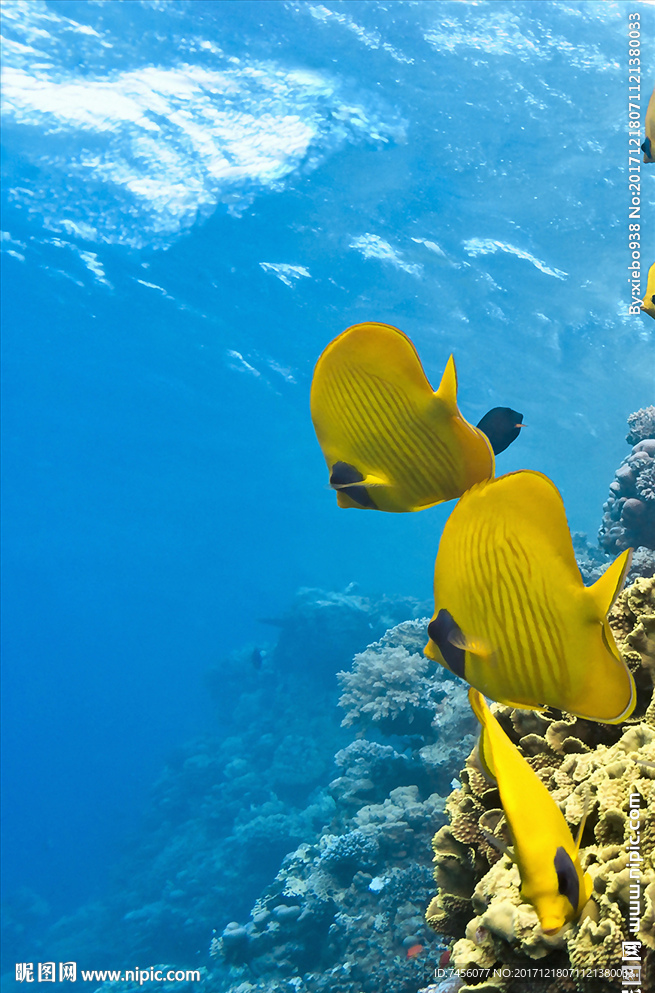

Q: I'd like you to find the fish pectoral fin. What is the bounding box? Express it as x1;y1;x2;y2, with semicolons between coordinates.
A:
481;828;515;862
587;547;633;617
329;461;387;489
331;475;387;490
467;689;498;781
448;628;494;658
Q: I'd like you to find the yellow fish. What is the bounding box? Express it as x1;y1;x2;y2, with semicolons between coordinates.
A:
642;85;655;163
468;687;592;934
424;470;635;723
641;262;655;319
310;323;495;512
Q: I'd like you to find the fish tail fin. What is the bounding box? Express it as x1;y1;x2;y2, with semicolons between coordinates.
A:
588;548;633;617
435;354;459;413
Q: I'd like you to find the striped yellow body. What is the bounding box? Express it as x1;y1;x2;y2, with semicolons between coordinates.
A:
310;323;494;512
469;688;592;933
425;471;635;723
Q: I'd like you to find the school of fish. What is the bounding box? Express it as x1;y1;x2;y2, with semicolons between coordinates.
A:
308;88;653;941
310;318;637;934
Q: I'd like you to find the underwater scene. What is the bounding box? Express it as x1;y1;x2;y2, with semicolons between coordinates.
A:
2;1;655;992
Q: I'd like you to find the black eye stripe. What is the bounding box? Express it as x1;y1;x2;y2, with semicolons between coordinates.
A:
427;609;466;679
330;461;364;486
554;846;579;912
341;484;377;509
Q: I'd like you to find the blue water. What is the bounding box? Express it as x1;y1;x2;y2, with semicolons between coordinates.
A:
1;0;654;968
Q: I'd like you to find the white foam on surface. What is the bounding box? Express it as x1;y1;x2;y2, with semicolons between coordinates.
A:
226;350;261;378
349;234;423;277
423;4;621;70
1;0;400;249
462;238;568;280
300;3;413;64
259;263;311;288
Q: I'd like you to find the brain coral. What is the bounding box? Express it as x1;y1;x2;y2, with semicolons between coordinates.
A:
426;578;655;993
599;414;655;552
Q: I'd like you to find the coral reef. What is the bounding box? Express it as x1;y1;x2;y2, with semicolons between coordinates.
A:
426;578;655;993
627;406;655;446
23;580;653;993
265;586;429;682
32;588;422;971
338;620;473;743
599;409;655;554
209;619;477;993
212;787;448;993
571;532;613;586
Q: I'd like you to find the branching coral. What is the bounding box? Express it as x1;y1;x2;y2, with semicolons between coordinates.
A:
337;620;477;744
426;578;655;993
338;620;445;738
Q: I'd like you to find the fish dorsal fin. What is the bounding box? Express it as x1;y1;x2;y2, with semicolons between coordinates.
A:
476;730;497;781
468;688;497;779
582;871;593;905
481;827;515;862
573;792;591;854
587;548;633;618
478;471;580;574
434;354;459;414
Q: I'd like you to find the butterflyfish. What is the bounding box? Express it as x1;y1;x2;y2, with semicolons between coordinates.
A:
468;687;593;934
642;86;655;163
310;323;498;512
424;470;636;723
641;263;655;319
476;407;524;455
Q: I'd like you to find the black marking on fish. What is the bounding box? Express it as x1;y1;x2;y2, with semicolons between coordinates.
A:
330;461;365;486
477;407;524;456
427;609;466;679
554;846;579;912
330;461;377;508
341;484;377;508
642;137;652;159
